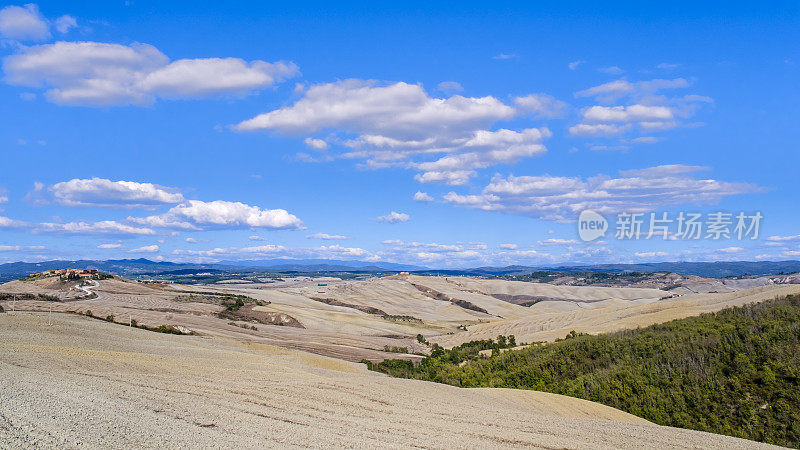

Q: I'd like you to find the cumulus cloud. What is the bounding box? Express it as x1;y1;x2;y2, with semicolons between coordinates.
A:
538;238;579;245
568;60;584;70
411;128;550;185
575;78;690;101
307;232;347;240
234;79;552;184
53;14;76;34
635;251;669;258
171;243;373;262
97;243;122;249
437;81;463;92
514;94;568;119
413;191;433;202
766;234;800;242
38;220;155;235
568;78;707;142
3;41;299;105
499;243;518;249
619;164;709;178
0;4;50;41
129;244;159;253
376;211;409;223
379;240;490;265
598;66;624;75
235;80;514;136
569;123;632;137
443;166;761;222
303;137;328;150
130;200;303;230
46;177;184;207
582;105;673;123
0;245;45;251
0;216;30;229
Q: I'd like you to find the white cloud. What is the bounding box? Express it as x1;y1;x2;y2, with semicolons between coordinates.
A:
635;251;669;258
4;41;299;105
766;234;800;242
184;237;198;243
172;243;375;261
130;200;303;230
782;250;800;257
129;244;159;253
569;123;632;137
376;211;409;223
414;170;475;186
235;80;514;136
499;243;518;249
0;4;49;41
97;243;122;249
656;62;681;70
47;177;184;207
575;78;689;101
568;78;708;142
582;105;673;123
443;167;761;222
304;137;328;150
38;220;155;235
538;238;579;245
514;94;568;119
492;53;517;60
598;66;624;75
717;247;743;253
307;233;347;240
234;79;545;184
0;216;30;229
411;128;549;185
53;15;76;34
437;81;463;92
628;136;660;144
413;191;433;202
568;60;584;70
619;164;709;178
0;245;45;251
141;58;298;98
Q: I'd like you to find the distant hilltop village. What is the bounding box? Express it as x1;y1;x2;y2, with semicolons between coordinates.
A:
28;268;98;280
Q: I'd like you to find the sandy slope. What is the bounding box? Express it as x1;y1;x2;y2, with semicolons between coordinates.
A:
0;313;777;449
431;283;800;347
4;275;799;360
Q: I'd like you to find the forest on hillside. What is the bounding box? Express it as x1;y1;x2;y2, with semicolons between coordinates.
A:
365;295;800;447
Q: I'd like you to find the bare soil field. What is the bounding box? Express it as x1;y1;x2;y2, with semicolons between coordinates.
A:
2;274;799;361
0;313;778;449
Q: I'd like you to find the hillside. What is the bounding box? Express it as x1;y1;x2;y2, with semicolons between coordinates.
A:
0;312;777;449
368;295;800;447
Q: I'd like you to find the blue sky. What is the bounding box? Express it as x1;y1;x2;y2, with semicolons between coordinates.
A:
0;1;798;267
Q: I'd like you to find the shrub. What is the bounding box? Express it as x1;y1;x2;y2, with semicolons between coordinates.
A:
367;296;800;447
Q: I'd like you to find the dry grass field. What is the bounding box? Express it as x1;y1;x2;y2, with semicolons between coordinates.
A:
0;313;780;449
2;274;799;362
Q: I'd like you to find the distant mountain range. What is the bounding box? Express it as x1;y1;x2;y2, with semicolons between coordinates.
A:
1;258;799;283
0;258;426;282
